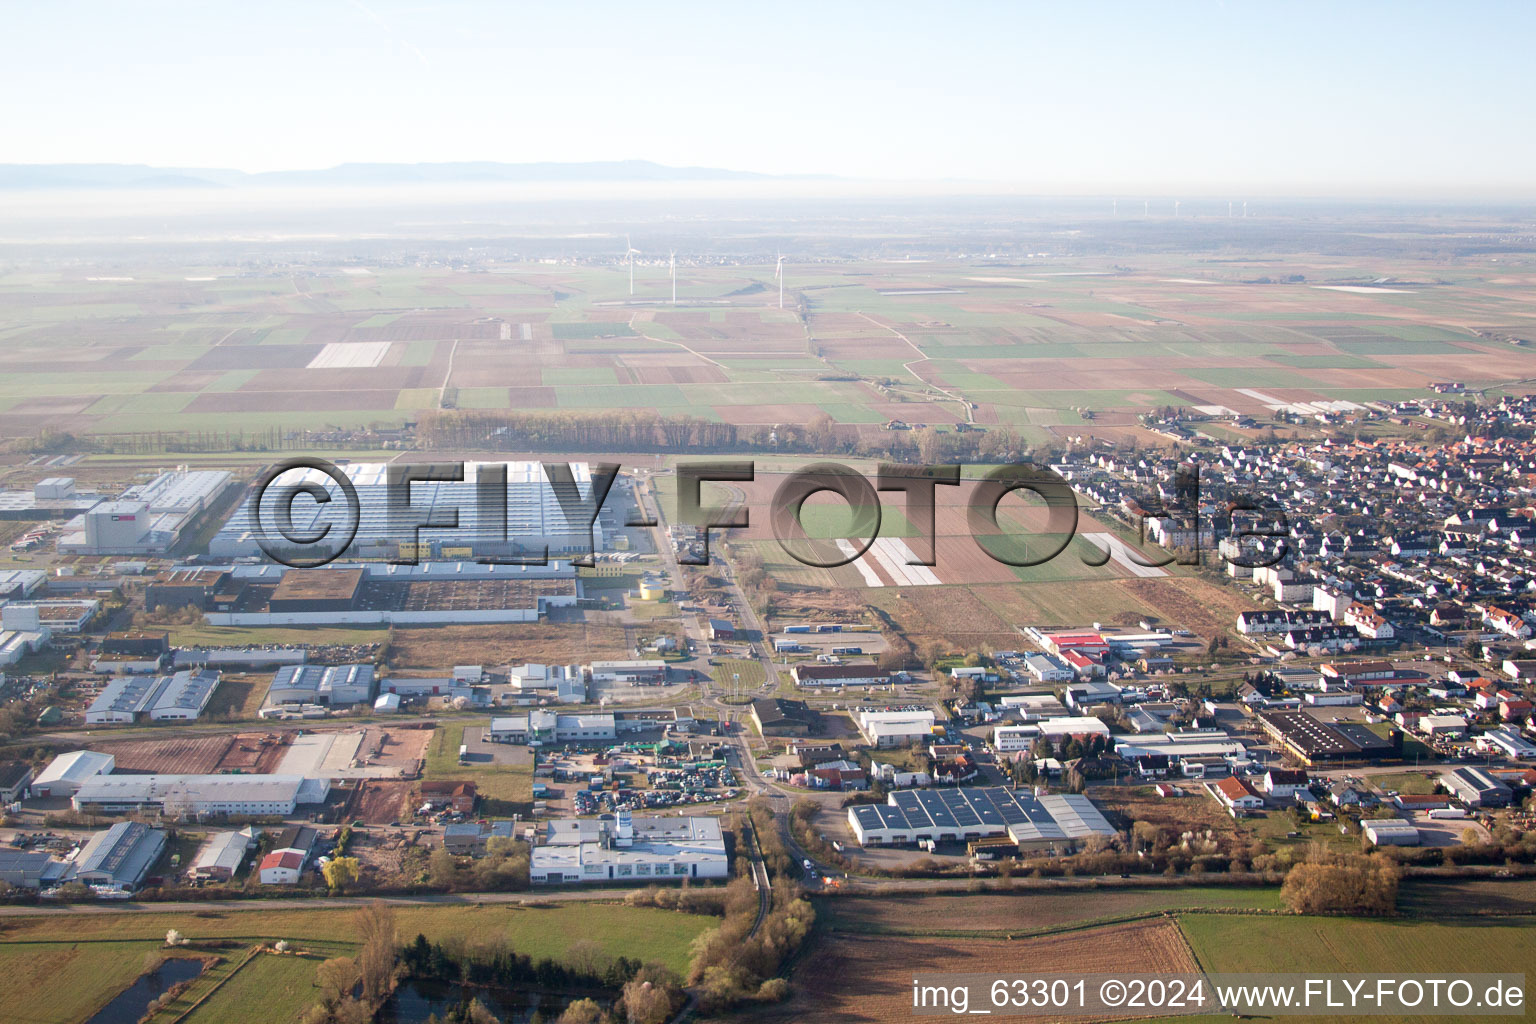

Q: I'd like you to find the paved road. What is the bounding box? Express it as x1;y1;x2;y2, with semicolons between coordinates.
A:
0;885;647;918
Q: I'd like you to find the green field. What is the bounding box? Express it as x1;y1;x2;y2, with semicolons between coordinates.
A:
3;258;1523;444
1179;913;1536;1022
181;949;337;1024
422;720;533;811
0;902;715;1024
714;658;767;690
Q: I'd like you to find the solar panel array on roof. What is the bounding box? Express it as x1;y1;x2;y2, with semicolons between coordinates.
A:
856;787;1115;845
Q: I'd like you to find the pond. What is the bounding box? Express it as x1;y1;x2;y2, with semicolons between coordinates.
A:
84;956;208;1024
378;978;577;1024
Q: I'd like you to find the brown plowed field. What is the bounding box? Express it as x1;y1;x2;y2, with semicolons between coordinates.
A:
769;918;1198;1023
95;732;290;774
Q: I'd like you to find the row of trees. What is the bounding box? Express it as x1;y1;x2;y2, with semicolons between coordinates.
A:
302;903;400;1024
413;409;1035;465
687;874;810;1012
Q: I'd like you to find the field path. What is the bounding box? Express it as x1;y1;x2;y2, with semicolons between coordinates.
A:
627;313;727;369
438;337;460;404
853;311;974;423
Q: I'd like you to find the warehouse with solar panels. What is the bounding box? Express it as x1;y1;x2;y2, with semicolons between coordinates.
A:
847;786;1116;853
209;461;608;562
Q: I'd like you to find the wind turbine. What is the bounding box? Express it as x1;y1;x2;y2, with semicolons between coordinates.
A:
1174;200;1181;217
1243;200;1248;218
625;235;640;296
1112;198;1118;217
669;251;677;305
775;251;785;309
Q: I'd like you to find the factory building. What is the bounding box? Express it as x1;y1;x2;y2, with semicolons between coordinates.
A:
75;821;169;892
30;750;115;798
209;460;606;562
490;711;617;744
1363;818;1420;847
1440;766;1513;808
855;708;936;748
530;812;729;885
72;774;329;817
0;761;34;803
3;599;99;633
791;663;891;688
847;787;1116;853
1256;710;1397;766
191;561;581;627
85;670;221;724
189;830;255;881
0;850;74;889
58;470;231;555
266;664;377;707
587;660;667;685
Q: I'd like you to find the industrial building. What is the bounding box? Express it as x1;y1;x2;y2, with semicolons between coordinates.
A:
85;670;221;724
1440;766;1513;808
189;830;255;881
1363;818;1420;847
587;660;667;685
750;698;814;737
0;568;47;599
0;478;99;520
265;664;377;707
791;663;891;688
186;561;582;627
489;711;617;744
58;469;232;555
530;812;728;885
847;787;1116;853
30;750;115;797
209;460;606;562
855;708;936;748
1256;710;1398;766
2;599;98;633
0;850;74;889
0;761;33;804
72;773;329;817
75;821;169;892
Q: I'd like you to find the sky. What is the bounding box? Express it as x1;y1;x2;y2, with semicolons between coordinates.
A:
3;1;1534;196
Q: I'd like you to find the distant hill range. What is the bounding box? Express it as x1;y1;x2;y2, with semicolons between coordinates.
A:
0;160;808;190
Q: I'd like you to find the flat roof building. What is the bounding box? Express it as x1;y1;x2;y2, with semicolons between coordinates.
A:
847;787;1115;853
855;708;935;748
530;813;728;885
72;773;328;817
210;461;605;562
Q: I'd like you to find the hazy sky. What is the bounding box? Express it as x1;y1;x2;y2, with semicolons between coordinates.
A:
4;1;1533;194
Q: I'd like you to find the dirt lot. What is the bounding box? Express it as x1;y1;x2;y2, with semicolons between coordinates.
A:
769;919;1198;1023
348;779;417;824
95;732;290;774
356;724;434;769
386;620;630;670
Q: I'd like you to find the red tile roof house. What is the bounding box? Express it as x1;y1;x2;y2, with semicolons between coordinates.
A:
258;850;306;885
1212;775;1265;812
